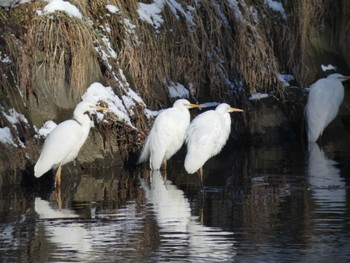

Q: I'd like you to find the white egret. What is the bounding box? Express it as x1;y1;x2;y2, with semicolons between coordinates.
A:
34;101;109;187
138;99;203;170
184;103;243;184
305;73;350;142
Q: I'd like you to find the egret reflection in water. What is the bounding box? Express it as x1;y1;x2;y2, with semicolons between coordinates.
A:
34;195;147;262
140;170;236;262
307;142;346;213
35;197;93;260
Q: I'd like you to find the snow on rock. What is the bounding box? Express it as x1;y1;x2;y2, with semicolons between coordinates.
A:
137;1;164;31
321;64;337;72
137;0;194;32
35;120;57;138
144;108;159;119
106;4;120;14
168;82;190;98
0;52;11;64
249;93;269;100
3;108;28;126
38;0;83;20
264;0;287;19
0;127;16;146
81;82;135;128
0;0;31;7
165;0;194;26
0;107;28;147
201;102;220;108
277;73;294;87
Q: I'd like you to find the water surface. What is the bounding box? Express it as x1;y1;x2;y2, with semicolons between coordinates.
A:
1;138;350;262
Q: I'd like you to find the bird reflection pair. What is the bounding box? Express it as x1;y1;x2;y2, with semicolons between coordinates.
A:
138;99;243;185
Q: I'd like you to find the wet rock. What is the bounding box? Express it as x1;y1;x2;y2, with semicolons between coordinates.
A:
245;87;305;145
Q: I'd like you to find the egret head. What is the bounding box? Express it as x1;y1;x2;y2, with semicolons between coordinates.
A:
215;103;243;114
74;101;109;117
327;73;350;82
173;99;204;109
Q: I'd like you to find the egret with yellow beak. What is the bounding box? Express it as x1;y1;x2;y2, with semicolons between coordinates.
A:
138;99;203;171
34;101;109;187
305;73;350;142
184;103;243;185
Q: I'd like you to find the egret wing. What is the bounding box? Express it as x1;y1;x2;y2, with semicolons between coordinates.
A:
185;111;225;173
139;107;190;169
34;120;84;177
306;80;335;141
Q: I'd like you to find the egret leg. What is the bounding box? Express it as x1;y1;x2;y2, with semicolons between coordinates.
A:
199;190;204;225
161;159;167;173
162;169;167;183
197;167;204;188
55;187;62;210
55;162;62;188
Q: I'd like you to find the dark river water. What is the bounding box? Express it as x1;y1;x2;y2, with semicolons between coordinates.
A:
1;136;350;262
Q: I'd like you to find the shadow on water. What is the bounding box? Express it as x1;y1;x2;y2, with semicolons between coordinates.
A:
1;133;350;262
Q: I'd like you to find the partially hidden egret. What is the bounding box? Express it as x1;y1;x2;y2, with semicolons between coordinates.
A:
184;103;243;184
305;73;350;142
138;99;203;170
34;101;109;187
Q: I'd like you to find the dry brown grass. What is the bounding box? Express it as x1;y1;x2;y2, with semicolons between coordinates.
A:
114;0;287;108
1;0;333;107
283;0;326;85
28;11;98;99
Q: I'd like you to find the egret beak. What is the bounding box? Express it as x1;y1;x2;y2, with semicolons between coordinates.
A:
338;76;350;81
228;107;244;113
186;103;205;109
91;105;109;111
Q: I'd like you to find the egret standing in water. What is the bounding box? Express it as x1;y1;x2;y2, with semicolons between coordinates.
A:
305;73;350;142
34;101;109;187
138;99;203;170
184;103;243;184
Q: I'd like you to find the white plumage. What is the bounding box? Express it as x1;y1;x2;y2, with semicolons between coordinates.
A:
305;73;350;142
34;101;108;186
184;103;243;182
138;99;202;170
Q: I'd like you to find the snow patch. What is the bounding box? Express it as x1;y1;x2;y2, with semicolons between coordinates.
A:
137;1;164;31
168;82;190;98
277;73;294;87
0;52;11;64
137;0;195;32
264;0;287;19
36;120;57;138
0;127;15;146
106;4;120;14
200;102;220;108
321;64;337;72
82;82;135;128
3;108;28;126
249;93;269;100
38;0;83;20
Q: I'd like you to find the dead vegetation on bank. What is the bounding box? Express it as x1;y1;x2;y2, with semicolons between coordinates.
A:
0;0;347;169
29;12;98;99
0;0;340;110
